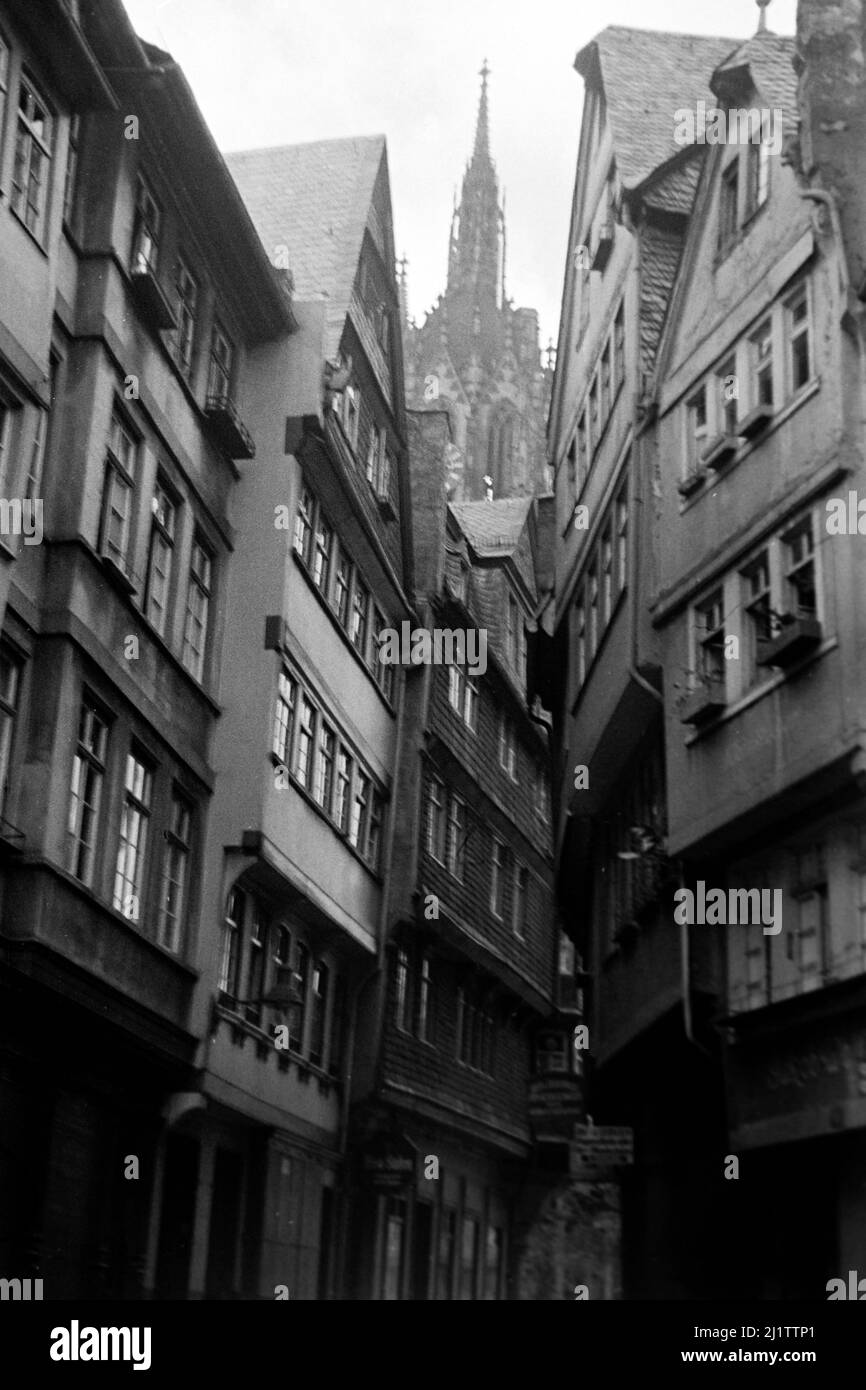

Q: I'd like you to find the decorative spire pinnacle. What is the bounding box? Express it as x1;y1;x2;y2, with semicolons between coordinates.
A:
756;0;771;33
472;58;491;164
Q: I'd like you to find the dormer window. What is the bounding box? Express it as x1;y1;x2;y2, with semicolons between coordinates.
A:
718;160;739;248
746;138;770;216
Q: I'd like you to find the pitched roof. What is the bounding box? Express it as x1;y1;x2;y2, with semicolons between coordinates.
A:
575;26;740;189
449;497;532;555
225;136;386;358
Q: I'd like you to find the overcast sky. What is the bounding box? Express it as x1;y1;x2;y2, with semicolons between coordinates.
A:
122;0;798;348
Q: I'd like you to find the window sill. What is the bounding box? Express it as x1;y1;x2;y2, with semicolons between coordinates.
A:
684;634;837;746
677;377;821;512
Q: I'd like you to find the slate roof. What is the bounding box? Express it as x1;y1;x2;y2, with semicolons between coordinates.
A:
712;31;798;129
575;26;740;189
449;498;532;555
226;136;386;359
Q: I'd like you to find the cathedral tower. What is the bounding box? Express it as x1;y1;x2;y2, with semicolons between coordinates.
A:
403;65;553;502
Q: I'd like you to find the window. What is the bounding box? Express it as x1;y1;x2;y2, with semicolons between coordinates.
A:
25;405;47;500
131;177;160;275
101;410;138;570
588;573;599;659
589;373;599;441
498;714;517;781
181;535;213;681
174;258;198;377
395;947;410;1032
717;356;738;437
695;588;725;684
613;304;625;391
491;839;507;918
219;887;245;996
366;423;383;485
575;588;586;687
600;525;613;624
512;863;529;938
343;384;359;449
616;487;628;590
417;952;432;1042
577;412;588;490
685;384;708;474
448;666;477;730
782;515;816;619
741;551;772;680
309;961;329;1066
157;792;191;954
373;607;395;702
366;787;384;870
447;795;465;881
313;511;333;595
273;670;296;765
751;319;774;408
289;942;309;1051
797;888;825;993
601;340;611;419
11;74;54;240
719;159;739;247
427;777;446;863
459;1217;479;1301
314;722;335;812
336;750;352;833
349;769;370;849
786;287;811;393
293;485;314;566
507;595;519;668
296;695;315;789
207;323;234;400
146;480;176;636
0;646;21;813
63;112;80;224
746;135;770;216
535;766;551;822
113;750;153;921
333;549;351;627
68;700;109;885
351;578;369;655
244;903;267;1025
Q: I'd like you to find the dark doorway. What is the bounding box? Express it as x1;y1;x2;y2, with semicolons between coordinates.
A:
206;1148;244;1298
411;1201;433;1300
155;1134;198;1299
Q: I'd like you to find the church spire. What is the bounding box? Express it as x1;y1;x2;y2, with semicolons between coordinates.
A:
445;61;504;310
472;59;491;165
